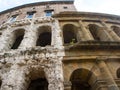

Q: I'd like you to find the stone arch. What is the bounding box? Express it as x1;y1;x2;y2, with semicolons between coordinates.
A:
63;62;99;83
63;24;78;44
117;68;120;78
70;68;97;90
88;24;102;41
27;67;48;90
62;22;80;28
88;23;112;41
85;22;103;27
36;25;52;46
11;29;25;49
111;26;120;37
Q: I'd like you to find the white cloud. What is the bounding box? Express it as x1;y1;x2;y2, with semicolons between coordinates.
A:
74;0;120;15
0;0;53;12
0;0;120;15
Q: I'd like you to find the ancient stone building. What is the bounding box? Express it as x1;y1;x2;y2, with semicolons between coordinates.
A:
0;0;120;90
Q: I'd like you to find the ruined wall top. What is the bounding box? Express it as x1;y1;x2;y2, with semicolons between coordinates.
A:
0;0;75;15
0;0;76;25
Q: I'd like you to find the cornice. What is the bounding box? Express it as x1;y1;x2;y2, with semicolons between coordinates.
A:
53;11;120;21
0;0;74;15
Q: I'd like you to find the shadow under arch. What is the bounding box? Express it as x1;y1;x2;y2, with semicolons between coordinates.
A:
11;29;25;49
27;68;48;90
63;24;78;44
70;68;96;90
0;80;2;89
117;68;120;78
88;24;101;41
36;25;52;47
111;26;120;37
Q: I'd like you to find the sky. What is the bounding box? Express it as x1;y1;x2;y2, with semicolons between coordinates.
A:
0;0;120;15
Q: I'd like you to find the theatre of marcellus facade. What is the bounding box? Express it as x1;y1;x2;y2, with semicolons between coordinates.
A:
0;0;119;90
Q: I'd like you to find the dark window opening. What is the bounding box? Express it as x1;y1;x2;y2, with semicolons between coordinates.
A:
88;24;100;41
0;32;2;36
63;30;77;44
45;10;53;17
117;68;120;78
71;82;91;90
36;32;51;47
63;6;68;9
9;15;17;22
70;69;92;90
27;12;35;18
11;35;24;49
0;80;2;87
111;26;120;37
28;78;48;90
63;24;77;44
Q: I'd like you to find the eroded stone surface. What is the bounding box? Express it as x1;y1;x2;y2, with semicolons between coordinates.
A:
0;1;120;90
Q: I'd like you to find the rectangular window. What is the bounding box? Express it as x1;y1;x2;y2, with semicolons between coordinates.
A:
26;12;34;18
9;15;17;22
45;10;53;17
63;6;68;9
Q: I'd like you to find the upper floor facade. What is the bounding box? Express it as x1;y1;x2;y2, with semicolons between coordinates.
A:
0;0;120;52
0;0;76;25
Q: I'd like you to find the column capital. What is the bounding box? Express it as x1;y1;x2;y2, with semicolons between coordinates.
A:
96;56;108;63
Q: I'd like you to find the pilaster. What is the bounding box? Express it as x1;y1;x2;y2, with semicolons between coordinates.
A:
1;64;30;90
52;19;63;47
78;20;94;41
96;57;119;90
101;21;120;41
44;59;64;90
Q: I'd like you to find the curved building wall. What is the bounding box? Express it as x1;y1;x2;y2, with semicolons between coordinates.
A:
0;1;119;90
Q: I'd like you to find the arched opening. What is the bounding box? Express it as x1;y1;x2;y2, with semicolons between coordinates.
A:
36;26;51;47
88;24;101;41
11;29;25;49
117;68;120;78
63;24;78;44
28;78;48;90
111;26;120;37
0;80;2;87
70;69;94;90
36;32;51;46
28;70;48;90
11;35;24;49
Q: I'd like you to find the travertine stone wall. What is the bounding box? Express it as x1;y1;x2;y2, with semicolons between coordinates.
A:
0;17;63;51
0;2;120;90
0;17;65;90
0;47;65;90
0;15;120;90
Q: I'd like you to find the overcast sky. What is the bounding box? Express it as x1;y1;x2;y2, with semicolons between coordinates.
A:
0;0;120;15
